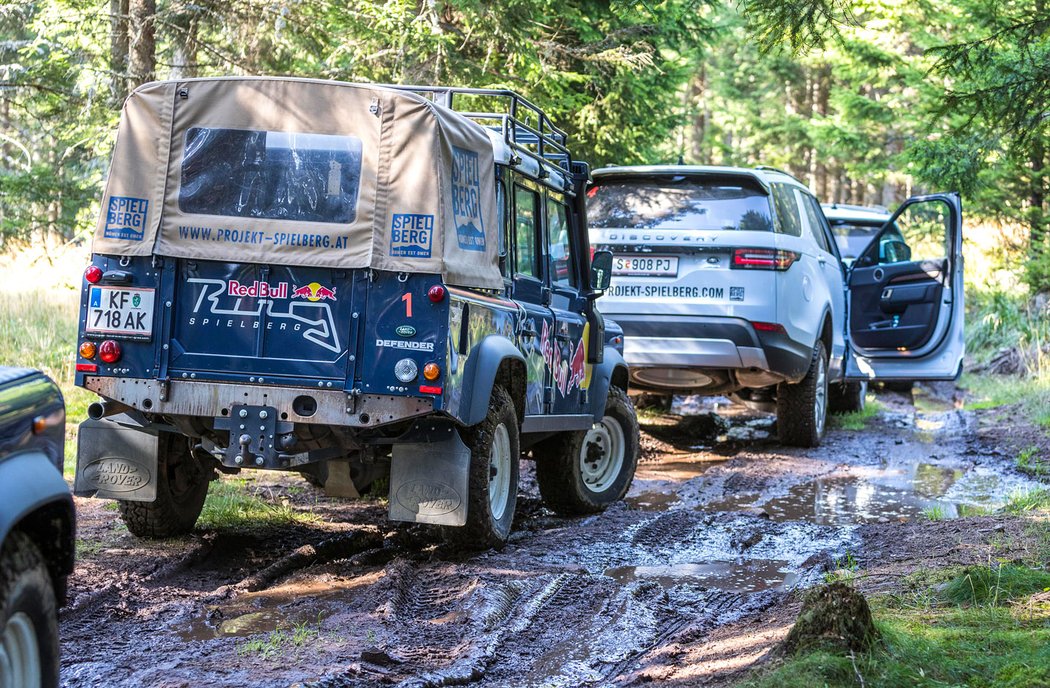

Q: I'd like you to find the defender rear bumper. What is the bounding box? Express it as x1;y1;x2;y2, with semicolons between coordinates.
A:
82;376;434;429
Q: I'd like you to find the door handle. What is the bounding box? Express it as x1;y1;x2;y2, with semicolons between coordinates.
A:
520;323;538;338
817;256;827;265
556;332;572;342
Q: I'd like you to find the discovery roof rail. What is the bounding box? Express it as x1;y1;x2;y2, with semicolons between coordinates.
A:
753;165;804;184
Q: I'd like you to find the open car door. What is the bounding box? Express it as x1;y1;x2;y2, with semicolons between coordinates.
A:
845;193;964;381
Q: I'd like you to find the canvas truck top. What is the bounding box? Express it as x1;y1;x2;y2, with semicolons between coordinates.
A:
93;77;502;290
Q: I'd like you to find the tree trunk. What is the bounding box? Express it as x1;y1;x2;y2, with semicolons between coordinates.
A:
1030;137;1047;260
110;0;130;106
128;0;156;91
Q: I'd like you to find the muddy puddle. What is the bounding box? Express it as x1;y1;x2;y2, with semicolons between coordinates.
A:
605;560;798;593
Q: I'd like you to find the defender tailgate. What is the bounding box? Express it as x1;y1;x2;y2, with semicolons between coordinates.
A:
168;260;359;382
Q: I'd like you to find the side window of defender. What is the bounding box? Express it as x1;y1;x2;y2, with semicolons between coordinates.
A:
496;178;509;277
546;198;575;288
514;185;541;280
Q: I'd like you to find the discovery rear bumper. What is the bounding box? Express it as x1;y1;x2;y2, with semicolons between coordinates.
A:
612;315;811;391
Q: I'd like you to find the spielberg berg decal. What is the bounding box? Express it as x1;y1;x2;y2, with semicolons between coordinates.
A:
390;213;435;258
186;278;340;353
104;196;149;241
451;146;486;252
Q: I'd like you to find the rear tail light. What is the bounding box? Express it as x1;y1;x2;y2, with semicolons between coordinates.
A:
99;340;122;363
84;265;103;283
423;363;441;381
732;248;800;270
76;363;98;373
79;341;97;359
752;321;787;334
428;285;446;303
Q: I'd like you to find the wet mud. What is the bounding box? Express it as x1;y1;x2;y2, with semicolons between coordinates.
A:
60;384;1048;687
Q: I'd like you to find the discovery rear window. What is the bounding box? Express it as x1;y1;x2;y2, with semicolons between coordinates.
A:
179;128;363;224
586;176;773;232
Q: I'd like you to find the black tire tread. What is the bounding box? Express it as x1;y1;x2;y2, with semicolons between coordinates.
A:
777;342;828;448
448;386;520;550
1;530;59;688
535;387;640;515
117;433;209;539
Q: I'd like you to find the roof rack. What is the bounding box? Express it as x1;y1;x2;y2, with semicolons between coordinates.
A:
753;165;803;183
374;85;573;177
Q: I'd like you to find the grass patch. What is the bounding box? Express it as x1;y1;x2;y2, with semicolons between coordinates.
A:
962;372;1050;417
943;563;1050;607
830;396;883;431
0;288;94;478
743;565;1050;688
922;505;949;521
1015;446;1049;478
237;620;321;659
1003;488;1050;515
198;478;321;530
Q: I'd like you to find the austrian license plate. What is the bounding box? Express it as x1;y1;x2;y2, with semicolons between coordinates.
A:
86;286;155;340
613;255;679;277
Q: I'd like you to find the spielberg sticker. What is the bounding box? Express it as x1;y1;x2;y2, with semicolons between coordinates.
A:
451;146;485;252
104;196;149;241
390;213;434;258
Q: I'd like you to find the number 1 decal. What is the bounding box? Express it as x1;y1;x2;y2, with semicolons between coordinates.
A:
402;292;412;318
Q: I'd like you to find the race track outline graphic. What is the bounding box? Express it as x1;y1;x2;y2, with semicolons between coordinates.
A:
188;278;341;353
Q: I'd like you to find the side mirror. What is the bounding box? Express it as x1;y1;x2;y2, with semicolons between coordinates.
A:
880;238;911;264
590;250;613;293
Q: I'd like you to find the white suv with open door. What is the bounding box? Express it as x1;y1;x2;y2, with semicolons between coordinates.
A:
586;165;964;447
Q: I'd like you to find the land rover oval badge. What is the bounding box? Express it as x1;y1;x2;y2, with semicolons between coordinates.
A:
396;325;416;338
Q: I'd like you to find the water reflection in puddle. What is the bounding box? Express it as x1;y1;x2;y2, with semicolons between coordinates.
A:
699;462;1006;525
605;560;798;592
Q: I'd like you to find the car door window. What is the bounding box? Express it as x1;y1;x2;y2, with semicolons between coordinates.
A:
771;184;802;237
875;202;951;265
514;185;541;279
546;198;575;289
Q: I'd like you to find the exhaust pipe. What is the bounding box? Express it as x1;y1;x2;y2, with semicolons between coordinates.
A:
87;400;134;420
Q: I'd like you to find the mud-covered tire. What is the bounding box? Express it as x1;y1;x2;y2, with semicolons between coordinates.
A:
117;433;209;538
0;531;59;688
447;386;520;550
829;380;867;414
776;342;829;448
535;387;640;515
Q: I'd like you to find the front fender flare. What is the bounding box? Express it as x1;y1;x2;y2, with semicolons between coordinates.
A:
456;335;527;427
0;451;75;575
586;347;629;421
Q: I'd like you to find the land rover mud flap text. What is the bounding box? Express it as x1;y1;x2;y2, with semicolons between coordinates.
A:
74;418;159;502
388;431;470;526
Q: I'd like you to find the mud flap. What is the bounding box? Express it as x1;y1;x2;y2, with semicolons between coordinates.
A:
388;431;470;527
73;418;159;502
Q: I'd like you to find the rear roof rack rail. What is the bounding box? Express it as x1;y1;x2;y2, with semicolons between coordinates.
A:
375;84;573;177
753;165;804;183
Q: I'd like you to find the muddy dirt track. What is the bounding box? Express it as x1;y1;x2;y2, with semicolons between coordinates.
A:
60;384;1048;687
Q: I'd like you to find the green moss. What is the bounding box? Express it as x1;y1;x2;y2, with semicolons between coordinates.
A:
829;397;883;431
942;564;1050;607
198;478;321;530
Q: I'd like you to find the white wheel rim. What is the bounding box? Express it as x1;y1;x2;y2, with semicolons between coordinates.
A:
579;415;626;493
815;354;828;435
0;612;42;688
488;423;512;521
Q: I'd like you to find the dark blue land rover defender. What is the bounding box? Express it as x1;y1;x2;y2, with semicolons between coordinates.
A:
72;78;638;548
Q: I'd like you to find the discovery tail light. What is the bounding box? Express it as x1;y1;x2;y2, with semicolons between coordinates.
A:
731;248;800;271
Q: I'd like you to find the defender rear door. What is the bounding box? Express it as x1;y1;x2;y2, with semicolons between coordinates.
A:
845;193;964;380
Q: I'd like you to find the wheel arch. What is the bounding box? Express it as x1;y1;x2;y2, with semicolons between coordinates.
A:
457;335;527;426
0;452;75;604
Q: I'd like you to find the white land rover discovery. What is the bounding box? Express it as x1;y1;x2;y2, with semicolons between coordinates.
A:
587;165;966;447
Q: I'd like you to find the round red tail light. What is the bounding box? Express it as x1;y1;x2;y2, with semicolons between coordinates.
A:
99;340;122;363
428;285;446;303
84;265;103;284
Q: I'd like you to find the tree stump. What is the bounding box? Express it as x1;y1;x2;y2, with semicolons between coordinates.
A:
778;582;878;656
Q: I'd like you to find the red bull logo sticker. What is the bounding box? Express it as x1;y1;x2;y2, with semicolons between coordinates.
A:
227;279;288;299
538;319;590;397
292;282;337;302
